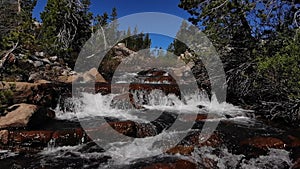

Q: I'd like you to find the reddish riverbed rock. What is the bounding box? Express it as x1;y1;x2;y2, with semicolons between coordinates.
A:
0;130;9;144
10;130;53;144
287;135;300;148
52;128;85;146
144;76;176;84
142;159;197;169
166;133;221;156
166;145;195;155
240;137;285;150
86;120;137;138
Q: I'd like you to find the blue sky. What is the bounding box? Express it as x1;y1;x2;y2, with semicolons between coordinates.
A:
33;0;191;49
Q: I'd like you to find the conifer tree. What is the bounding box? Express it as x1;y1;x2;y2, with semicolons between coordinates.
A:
40;0;92;66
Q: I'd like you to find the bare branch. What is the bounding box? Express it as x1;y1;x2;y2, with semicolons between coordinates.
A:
0;41;18;69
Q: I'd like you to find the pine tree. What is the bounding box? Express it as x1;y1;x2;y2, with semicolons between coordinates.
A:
0;0;37;51
167;20;189;56
143;33;151;49
40;0;92;66
178;0;300;120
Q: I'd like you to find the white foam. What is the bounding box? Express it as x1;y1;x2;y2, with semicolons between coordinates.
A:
192;147;292;169
55;90;252;122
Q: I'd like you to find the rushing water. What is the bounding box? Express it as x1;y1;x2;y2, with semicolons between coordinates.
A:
0;89;294;168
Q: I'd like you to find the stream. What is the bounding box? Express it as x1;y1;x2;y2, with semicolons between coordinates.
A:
0;72;298;169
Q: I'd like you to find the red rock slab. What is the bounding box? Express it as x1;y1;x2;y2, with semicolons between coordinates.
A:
0;130;9;145
240;137;285;150
166;133;221;156
166;145;194;155
52;128;86;146
142;159;197;169
85;121;137;138
0;128;88;150
10;130;53;144
287;135;300;148
183;132;222;148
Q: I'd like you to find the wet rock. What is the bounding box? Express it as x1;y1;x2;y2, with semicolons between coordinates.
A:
127;83;181;97
78;141;105;153
136;123;157;138
108;121;137;137
137;69;166;77
110;92;140;109
10;130;53;145
0;104;55;129
240;137;285;150
86;120;137;139
202;157;218;169
0;130;9;144
142;159;197;169
166;145;194;155
52;128;86;146
166;132;221;156
2;128;88;151
136;69;177;84
144;76;176;84
86;120;160;140
287;135;300;148
181;132;222;148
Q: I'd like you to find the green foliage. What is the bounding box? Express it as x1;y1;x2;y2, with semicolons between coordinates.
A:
0;85;14;109
0;0;38;52
167;21;189;56
178;0;300;104
40;0;92;66
257;30;300;99
121;27;151;51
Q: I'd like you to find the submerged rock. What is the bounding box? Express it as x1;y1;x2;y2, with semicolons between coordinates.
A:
166;145;195;155
141;159;197;169
240;137;285;150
